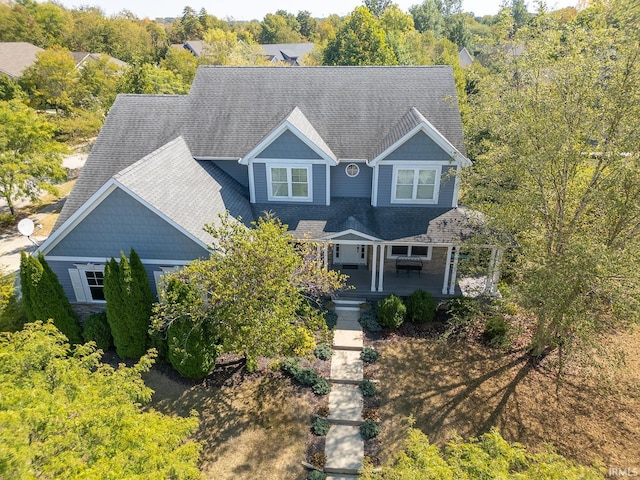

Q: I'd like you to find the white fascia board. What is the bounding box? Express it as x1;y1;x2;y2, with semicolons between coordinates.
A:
112;180;210;251
37;180;120;256
193;156;243;161
47;256;191;266
369;123;472;168
239;122;337;166
323;229;381;242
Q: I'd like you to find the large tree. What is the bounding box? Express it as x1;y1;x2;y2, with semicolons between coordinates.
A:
465;0;640;369
323;6;397;66
0;100;66;216
0;321;201;479
20;47;78;112
153;214;347;371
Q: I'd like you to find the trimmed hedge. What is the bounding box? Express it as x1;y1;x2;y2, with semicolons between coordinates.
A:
82;312;113;350
361;346;379;363
360;419;382;440
312;417;330;436
406;289;436;323
377;294;406;329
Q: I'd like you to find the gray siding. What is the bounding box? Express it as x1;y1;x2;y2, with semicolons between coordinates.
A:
256;130;321;159
48;188;210;260
48;260;172;300
253;162;326;205
330;163;372;199
384;131;452;161
377;165;456;208
210;160;249;187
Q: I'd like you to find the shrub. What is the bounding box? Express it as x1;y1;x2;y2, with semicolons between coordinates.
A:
324;309;338;329
312;417;330;436
406;289;436;323
314;343;332;360
281;357;302;376
295;367;320;386
167;319;221;379
312;376;331;395
484;315;510;349
307;470;327;480
359;379;377;397
377;294;406;329
360;419;381;440
0;213;15;229
359;307;382;332
361;346;379;363
82;312;112;350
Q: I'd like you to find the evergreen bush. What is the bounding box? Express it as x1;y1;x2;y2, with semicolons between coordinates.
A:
281;357;302;376
307;470;327;480
167;318;221;379
361;346;379;363
359;307;382;332
359;379;377;397
406;289;436;323
484;315;510;349
314;343;332;360
311;377;331;395
82;312;112;350
360;419;381;440
376;294;406;329
312;417;330;436
324;309;338;329
20;252;82;343
295;367;320;386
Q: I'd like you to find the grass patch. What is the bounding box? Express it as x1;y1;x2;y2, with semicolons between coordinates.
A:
145;359;314;479
372;329;640;469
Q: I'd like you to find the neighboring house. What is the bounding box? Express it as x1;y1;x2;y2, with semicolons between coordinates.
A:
459;47;474;68
0;42;43;78
37;66;503;307
260;43;315;65
72;52;128;70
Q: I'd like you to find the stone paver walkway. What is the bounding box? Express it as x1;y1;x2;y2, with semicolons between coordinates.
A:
324;300;365;478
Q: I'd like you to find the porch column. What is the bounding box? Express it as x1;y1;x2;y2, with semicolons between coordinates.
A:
442;245;453;294
484;247;497;294
378;244;385;291
316;244;323;270
449;246;460;295
323;242;329;271
370;243;378;292
490;248;504;295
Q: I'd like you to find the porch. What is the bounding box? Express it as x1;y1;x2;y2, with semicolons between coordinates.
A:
333;265;462;301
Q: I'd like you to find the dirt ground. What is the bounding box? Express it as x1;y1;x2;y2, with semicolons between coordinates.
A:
144;356;324;480
370;325;640;474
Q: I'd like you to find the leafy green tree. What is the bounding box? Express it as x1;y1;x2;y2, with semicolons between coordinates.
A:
0;321;201;479
74;54;121;112
153;214;347;371
161;47;199;85
104;249;153;359
0;268;25;333
201;28;271;66
323;6;397;66
19;252;82;344
409;0;445;36
20;47;78;112
0;75;24;102
117;63;190;95
465;0;640;370
360;428;604;479
297;10;319;41
259;12;303;44
0;100;67;215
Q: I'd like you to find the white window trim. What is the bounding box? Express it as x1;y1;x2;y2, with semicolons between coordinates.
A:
76;264;106;303
266;164;313;202
390;164;442;204
386;245;432;260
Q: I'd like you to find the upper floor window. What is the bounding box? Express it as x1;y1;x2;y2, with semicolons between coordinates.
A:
76;264;106;302
391;166;440;204
268;165;312;201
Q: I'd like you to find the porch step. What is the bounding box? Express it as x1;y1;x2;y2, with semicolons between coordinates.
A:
333;299;364;306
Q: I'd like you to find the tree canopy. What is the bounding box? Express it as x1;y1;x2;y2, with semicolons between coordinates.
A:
0;321;201;479
153;214;347;372
0;100;66;215
464;0;640;369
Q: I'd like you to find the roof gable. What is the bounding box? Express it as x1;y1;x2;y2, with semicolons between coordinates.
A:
0;42;43;78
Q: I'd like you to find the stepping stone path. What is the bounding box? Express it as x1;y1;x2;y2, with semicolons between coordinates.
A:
324;299;365;480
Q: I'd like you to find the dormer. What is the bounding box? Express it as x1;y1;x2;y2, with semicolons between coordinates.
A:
240;107;337;206
369;108;471;208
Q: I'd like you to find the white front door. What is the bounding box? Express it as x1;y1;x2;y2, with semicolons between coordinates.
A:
334;244;367;265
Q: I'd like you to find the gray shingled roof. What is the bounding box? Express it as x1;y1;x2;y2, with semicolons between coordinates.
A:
56;66;466;237
114;136;253;246
0;42;43;78
260;43;315;65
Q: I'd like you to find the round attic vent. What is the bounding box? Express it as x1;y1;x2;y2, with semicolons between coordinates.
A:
345;163;360;177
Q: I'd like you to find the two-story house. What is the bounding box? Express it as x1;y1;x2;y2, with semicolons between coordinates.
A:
37;66;502;306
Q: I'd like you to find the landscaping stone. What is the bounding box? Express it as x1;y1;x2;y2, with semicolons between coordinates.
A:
330;350;363;383
324;425;364;474
328;384;363;425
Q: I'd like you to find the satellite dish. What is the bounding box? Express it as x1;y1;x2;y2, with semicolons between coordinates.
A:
18;218;35;237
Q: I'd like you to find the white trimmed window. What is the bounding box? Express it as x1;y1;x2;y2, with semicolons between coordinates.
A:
69;264;106;303
268;165;312;201
387;245;432;260
391;166;440;203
